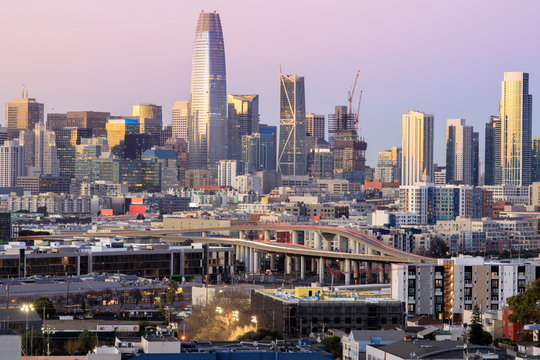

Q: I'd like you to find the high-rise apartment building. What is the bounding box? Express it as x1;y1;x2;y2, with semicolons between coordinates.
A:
446;119;473;185
172;101;189;142
401;110;434;186
217;160;245;189
278;73;306;176
472;132;480;186
533;137;540;183
228;94;259;160
306;113;325;140
106;117;140;149
19;123;59;176
500;72;532;186
66;111;110;137
5;93;44;139
485;115;501;185
189;11;227;174
328;106;354;146
0;140;26;187
375;147;402;183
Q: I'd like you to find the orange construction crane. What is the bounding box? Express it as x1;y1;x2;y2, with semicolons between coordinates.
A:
347;70;360;115
354;90;363;129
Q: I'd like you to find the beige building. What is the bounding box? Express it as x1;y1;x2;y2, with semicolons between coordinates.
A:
172;101;189;142
105;117;139;149
5;91;44;139
306;113;325;140
66;111;110;137
184;169;211;189
401;110;434;186
132;104;162;138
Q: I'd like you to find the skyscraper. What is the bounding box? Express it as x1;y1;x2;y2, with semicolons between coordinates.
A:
258;124;277;171
278;73;306;176
66;111;110;137
132;104;162;146
472;132;480;186
5;91;44;139
533;137;540;183
19;123;59;176
375;147;402;183
106;117;140;149
401;110;434;186
0;140;26;187
328;106;354;146
228;94;259;160
484;115;501;185
445;118;473;185
189;11;227;174
56;127;92;178
172;101;190;143
499;72;533;186
306;113;325;140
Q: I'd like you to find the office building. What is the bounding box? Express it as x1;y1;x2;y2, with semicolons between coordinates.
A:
278;73;307;176
184;169;211;189
85;158;161;192
66;111;110;137
16;175;71;195
251;288;405;337
500;72;532;186
485;115;501;185
123;133;151;160
0;212;11;243
218;160;245;188
106;117;140;149
56;127;93;178
46;113;67;131
142;148;179;191
328;105;354;146
189;11;227;173
228;94;259;160
333;130;367;183
132;104;162;146
74;138;108;180
375;147;401;183
306;113;325;140
164;137;189;186
236;174;262;194
401;110;434;186
0;140;25;187
160;125;172;146
171;100;189;142
446;119;473;185
259;124;277;171
0;127;7;146
19;122;59;176
472;132;479;186
5;92;44;139
306;137;334;179
241;134;263;173
533;137;540;182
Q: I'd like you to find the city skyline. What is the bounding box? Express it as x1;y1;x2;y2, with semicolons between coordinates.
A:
0;0;539;166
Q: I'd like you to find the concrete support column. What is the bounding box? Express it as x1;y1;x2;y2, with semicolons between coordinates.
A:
269;253;275;270
366;262;373;284
285;255;292;275
202;231;209;237
253;251;259;274
338;235;347;252
378;263;384;284
344;259;351;285
245;247;251;273
352;261;359;282
239;230;246;239
311;258;317;272
292;230;299;245
294;256;301;273
318;257;325;284
300;256;305;280
264;230;271;242
314;232;323;250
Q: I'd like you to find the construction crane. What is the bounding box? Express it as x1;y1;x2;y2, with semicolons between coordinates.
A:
354;90;363;130
347;70;360;115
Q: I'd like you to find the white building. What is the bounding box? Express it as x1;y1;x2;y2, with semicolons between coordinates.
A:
236;174;262;194
399;182;431;224
482;184;529;204
0;333;21;360
0;140;25;187
342;330;404;360
401;110;434;186
217;160;245;189
19;122;59;176
172;100;189;142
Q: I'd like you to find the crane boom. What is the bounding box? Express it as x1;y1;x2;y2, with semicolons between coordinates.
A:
354;90;363;130
347;70;360;115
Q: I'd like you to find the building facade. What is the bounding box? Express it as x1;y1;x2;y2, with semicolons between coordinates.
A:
0;140;26;188
402;110;434;186
306;113;325;140
5;93;44;139
227;94;259;160
171;100;190;143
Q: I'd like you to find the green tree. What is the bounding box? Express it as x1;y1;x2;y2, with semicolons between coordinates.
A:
22;331;45;355
428;237;449;258
78;329;97;354
508;279;540;325
469;306;493;345
166;280;178;323
321;336;342;359
33;296;56;319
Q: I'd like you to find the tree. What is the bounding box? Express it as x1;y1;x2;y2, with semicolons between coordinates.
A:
468;306;492;345
321;336;342;359
65;339;80;355
507;279;540;325
237;328;283;341
22;331;45;355
428;237;449;258
33;296;56;319
78;329;97;354
166;280;178;323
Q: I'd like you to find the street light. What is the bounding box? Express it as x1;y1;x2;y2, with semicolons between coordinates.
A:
215;306;223;314
251;315;258;329
232;310;239;322
41;324;55;357
21;304;34;352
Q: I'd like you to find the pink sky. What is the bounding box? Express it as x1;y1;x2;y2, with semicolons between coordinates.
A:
1;0;539;165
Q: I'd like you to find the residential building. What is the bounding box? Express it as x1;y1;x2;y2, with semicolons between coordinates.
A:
236;174;262;194
227;94;259;160
472;131;480;186
5;92;44;139
482;184;529;204
189;11;227;173
306;113;325;140
171;100;189;142
500;72;533;186
446;118;473;185
306;136;334;179
375;147;401;183
433;166;446;186
485;115;501;185
0;140;25;187
342;330;405;360
278;73;307;176
217;160;245;189
401;110;434;186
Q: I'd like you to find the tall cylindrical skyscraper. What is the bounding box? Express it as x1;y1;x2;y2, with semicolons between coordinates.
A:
189;11;227;174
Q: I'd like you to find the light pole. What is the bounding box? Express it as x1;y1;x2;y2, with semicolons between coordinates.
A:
41;323;55;357
21;304;34;353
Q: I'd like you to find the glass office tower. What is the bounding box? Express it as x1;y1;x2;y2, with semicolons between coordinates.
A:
500;72;533;186
228;94;259;161
189;11;227;175
278;73;306;176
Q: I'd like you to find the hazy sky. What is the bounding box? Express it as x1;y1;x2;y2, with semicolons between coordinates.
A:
1;0;539;166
